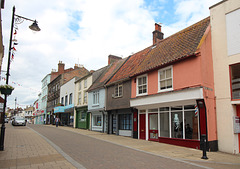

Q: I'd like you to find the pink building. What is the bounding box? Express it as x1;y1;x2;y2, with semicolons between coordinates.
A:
130;17;218;151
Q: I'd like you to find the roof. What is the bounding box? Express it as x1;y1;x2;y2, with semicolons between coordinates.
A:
88;58;127;92
107;17;210;85
133;17;210;76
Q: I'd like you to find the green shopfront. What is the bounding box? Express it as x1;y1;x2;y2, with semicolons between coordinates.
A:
75;106;90;129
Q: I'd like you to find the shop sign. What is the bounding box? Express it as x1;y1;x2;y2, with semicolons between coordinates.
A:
233;116;240;134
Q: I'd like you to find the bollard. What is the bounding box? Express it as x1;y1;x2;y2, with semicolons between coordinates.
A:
201;134;208;159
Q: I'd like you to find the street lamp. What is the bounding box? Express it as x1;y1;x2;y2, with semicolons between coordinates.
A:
0;6;41;151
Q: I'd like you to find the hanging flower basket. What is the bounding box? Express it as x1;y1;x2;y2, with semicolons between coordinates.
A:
0;85;14;95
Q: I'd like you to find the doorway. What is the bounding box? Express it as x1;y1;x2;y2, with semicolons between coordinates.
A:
140;114;146;140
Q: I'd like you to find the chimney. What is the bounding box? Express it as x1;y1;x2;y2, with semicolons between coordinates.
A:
152;23;164;45
108;55;122;65
58;61;65;74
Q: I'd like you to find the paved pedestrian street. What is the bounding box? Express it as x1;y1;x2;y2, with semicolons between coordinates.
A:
0;123;240;169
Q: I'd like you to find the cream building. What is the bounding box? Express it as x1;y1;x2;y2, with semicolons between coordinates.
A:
210;0;240;154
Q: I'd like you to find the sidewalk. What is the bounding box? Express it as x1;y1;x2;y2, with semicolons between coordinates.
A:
0;123;240;169
0;123;76;169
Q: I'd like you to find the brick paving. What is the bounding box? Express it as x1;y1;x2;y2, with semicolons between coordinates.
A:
0;123;240;169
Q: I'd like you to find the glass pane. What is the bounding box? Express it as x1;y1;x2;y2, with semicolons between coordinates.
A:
148;109;158;113
184;105;195;110
160;71;165;80
231;64;240;99
160;81;166;89
167;79;172;88
138;86;143;94
160;107;169;112
184;111;199;139
171;111;183;138
143;77;147;84
166;68;171;78
138;78;142;85
160;112;169;137
149;114;158;130
119;86;122;96
171;106;182;111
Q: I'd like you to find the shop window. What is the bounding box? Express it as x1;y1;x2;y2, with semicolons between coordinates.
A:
184;110;199;139
93;115;102;127
230;64;240;100
114;84;123;97
160;112;169;137
119;114;132;130
159;66;173;92
171;111;183;139
137;75;147;95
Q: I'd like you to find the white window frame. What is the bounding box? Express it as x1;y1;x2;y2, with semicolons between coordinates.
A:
93;91;99;105
158;66;173;93
136;74;148;96
114;84;123;97
84;79;87;88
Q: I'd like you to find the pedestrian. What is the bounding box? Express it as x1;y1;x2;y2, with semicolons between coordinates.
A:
55;116;60;127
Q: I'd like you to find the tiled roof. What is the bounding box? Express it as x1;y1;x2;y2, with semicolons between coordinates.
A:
87;58;127;92
106;46;152;85
133;17;210;76
107;17;210;85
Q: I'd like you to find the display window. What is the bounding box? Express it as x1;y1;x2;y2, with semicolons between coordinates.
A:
93;115;102;127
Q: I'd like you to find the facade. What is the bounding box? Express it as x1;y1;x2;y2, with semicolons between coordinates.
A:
129;18;218;151
34;93;44;124
24;106;34;124
88;55;125;133
55;77;76;126
46;61;89;124
210;0;240;154
74;73;92;129
41;74;51;124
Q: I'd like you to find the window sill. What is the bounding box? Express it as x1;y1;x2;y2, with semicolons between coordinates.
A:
158;88;173;93
92;104;100;107
136;93;148;97
231;100;240;105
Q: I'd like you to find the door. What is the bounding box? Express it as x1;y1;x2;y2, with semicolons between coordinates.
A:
140;114;146;140
149;113;158;140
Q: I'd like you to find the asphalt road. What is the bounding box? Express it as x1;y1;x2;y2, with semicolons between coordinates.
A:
28;125;211;169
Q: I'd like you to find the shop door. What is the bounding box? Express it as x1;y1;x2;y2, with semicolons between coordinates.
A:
140;114;146;140
149;113;158;141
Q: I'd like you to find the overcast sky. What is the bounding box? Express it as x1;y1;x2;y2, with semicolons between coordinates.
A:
1;0;221;109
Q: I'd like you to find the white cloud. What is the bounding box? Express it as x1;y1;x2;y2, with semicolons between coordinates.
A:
1;0;221;108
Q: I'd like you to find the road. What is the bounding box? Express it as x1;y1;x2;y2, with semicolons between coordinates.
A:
28;125;211;169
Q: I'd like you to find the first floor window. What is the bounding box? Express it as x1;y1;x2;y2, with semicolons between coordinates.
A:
84;91;87;104
114;84;123;97
119;114;132;130
69;93;73;105
78;92;81;105
159;66;172;91
137;75;147;95
93;91;99;105
93;115;102;127
230;63;240;100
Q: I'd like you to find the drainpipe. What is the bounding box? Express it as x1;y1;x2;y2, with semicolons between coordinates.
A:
102;111;104;133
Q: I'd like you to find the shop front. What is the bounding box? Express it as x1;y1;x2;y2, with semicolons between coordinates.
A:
131;87;216;150
54;105;74;126
75;106;90;129
91;110;107;132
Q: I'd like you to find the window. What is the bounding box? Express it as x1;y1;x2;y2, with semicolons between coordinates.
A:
119;114;132;130
159;66;172;91
65;95;68;106
78;92;81;105
61;97;64;104
137;75;147;95
230;63;240;100
114;84;123;97
84;91;87;103
79;82;81;90
93;115;102;127
93;91;99;105
84;79;87;88
69;93;72;105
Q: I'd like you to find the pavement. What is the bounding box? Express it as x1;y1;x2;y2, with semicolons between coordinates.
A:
0;123;240;169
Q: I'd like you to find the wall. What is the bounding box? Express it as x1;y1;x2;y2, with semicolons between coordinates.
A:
210;0;240;154
106;80;131;110
88;88;106;111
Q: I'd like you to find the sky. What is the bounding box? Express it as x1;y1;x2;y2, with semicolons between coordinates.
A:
1;0;221;109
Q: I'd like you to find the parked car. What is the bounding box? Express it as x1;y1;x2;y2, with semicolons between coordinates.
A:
12;116;26;126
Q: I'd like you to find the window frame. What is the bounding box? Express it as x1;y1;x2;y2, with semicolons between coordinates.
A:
114;84;123;98
136;74;148;96
158;66;173;93
93;91;99;105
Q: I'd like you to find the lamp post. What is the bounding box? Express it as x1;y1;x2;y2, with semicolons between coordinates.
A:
0;6;40;151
